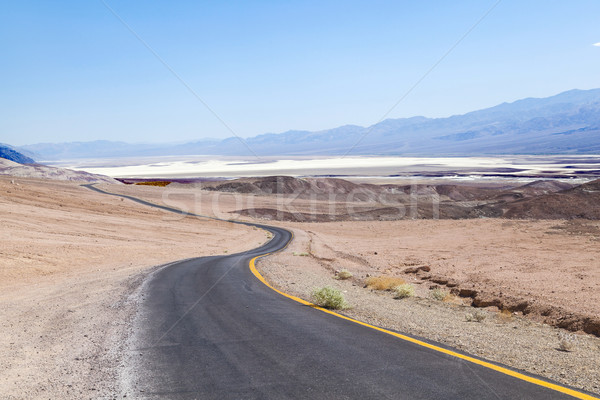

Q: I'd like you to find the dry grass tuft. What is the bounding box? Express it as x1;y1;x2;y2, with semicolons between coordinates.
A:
365;276;406;291
336;270;353;280
442;293;461;304
430;288;449;301
497;308;513;323
465;309;487;322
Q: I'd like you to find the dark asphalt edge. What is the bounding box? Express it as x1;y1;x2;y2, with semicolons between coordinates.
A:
83;183;600;400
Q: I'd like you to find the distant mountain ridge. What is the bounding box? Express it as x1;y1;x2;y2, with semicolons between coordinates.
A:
18;88;600;160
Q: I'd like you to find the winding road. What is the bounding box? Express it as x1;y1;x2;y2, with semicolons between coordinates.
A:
85;184;598;400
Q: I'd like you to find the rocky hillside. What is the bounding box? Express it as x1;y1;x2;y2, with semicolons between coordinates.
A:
202;176;381;201
498;179;600;219
0;158;119;183
194;175;600;221
0;144;35;164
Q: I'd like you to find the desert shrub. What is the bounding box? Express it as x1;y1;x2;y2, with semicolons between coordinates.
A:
465;309;486;322
393;284;415;299
442;293;460;304
312;286;348;310
336;270;353;280
430;288;448;301
365;276;406;291
557;331;577;352
293;252;309;256
497;308;513;323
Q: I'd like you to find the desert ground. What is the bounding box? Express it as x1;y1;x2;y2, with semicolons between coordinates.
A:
99;179;600;394
1;175;600;397
0;177;265;399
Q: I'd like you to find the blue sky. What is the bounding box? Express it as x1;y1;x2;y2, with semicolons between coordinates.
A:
2;1;600;145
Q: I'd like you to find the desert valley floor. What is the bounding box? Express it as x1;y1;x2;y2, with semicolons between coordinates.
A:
1;175;599;398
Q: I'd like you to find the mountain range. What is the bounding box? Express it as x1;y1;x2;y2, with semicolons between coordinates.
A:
16;88;600;160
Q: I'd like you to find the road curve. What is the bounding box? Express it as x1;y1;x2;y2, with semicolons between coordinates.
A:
85;184;597;400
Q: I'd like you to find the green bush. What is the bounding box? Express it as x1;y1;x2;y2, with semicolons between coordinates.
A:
312;286;348;310
393;284;415;299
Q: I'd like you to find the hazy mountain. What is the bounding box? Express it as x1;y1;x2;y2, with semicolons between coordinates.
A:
19;88;600;159
0;144;35;164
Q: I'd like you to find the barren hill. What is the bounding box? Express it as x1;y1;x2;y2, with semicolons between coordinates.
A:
499;179;600;219
202;176;382;201
190;175;597;221
0;158;119;184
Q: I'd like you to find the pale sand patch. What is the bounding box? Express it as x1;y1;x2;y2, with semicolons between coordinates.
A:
0;177;265;399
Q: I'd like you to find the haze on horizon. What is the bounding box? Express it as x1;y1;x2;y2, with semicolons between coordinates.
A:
2;1;600;146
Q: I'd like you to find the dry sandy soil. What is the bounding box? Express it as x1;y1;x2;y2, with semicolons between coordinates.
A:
0;177;265;399
102;182;600;395
2;177;599;397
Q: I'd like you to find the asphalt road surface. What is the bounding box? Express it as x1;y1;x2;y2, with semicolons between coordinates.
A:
85;184;597;400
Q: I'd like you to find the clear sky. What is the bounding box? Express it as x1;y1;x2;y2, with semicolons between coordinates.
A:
2;1;600;146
